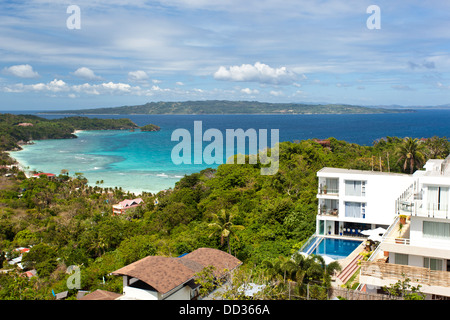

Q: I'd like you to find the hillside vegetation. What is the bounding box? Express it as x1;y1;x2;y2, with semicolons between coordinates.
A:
0;123;448;299
0;114;138;153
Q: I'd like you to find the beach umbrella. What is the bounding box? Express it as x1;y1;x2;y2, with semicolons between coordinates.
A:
361;227;386;237
321;255;336;265
368;234;383;242
371;227;387;235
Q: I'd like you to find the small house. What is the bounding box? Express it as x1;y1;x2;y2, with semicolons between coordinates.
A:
112;198;144;215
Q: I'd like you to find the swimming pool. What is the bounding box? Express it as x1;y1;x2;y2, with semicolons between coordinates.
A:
302;237;363;260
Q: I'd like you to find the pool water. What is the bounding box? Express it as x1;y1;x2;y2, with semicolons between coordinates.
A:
303;237;363;260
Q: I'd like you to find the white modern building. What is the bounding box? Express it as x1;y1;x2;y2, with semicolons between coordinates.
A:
355;156;450;299
316;167;412;237
314;155;450;299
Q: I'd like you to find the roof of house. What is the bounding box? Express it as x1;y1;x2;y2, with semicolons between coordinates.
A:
112;248;242;295
32;173;56;177
114;198;144;209
78;289;122;300
317;167;411;177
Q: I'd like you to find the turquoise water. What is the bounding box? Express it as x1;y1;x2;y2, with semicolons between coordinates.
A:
303;237;362;260
11;129;208;194
8;110;450;194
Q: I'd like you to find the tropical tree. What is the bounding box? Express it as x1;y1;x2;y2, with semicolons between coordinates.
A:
208;209;245;255
262;252;342;299
396;137;425;173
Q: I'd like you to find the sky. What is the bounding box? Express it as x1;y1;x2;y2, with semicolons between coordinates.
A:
1;0;450;111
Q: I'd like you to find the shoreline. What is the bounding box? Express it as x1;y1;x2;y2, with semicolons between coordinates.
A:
7;146;175;196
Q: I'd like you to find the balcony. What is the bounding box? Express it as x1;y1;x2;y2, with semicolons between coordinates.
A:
318;187;339;196
398;200;450;219
360;261;450;293
318;198;339;217
319;208;339;217
318;177;339;196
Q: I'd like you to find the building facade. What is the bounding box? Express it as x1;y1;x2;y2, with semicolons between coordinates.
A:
360;156;450;299
317;167;412;237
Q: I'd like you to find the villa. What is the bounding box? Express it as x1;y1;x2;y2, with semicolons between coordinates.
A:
112;198;144;215
308;155;450;299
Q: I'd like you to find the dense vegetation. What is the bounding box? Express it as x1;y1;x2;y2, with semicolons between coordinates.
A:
0;120;448;299
140;124;161;131
42;100;414;115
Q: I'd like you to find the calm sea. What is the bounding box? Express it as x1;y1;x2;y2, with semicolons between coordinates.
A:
7;109;450;194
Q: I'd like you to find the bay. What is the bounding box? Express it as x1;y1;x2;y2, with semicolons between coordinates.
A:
8;110;450;194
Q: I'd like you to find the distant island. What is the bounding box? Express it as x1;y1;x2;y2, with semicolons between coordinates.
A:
41;100;415;115
140;124;161;132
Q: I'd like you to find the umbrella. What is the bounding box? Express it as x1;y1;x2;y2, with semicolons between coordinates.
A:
321;255;336;265
361;227;386;237
371;227;387;235
368;234;383;242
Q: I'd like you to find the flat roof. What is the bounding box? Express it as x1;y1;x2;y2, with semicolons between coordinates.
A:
317;167;412;177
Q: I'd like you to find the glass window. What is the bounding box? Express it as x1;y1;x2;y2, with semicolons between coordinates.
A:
427;186;449;212
395;253;409;265
345;180;366;196
424;257;443;271
423;221;450;239
345;202;365;218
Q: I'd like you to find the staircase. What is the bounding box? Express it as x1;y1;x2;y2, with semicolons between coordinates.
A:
337;253;364;284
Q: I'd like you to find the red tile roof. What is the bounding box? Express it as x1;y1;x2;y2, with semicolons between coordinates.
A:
32;173;56;177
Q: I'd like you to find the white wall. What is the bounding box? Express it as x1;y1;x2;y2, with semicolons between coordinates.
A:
123;286;159;300
164;285;192;300
318;169;412;227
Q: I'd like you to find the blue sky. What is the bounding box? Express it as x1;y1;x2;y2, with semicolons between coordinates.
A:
1;0;450;110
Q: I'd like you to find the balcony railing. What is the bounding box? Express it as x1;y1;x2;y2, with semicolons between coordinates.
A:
318;208;339;216
397;200;450;219
318;188;339;195
360;261;450;288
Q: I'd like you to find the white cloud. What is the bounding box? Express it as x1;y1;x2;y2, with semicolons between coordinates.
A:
3;79;68;93
128;70;149;82
241;88;259;94
176;81;184;86
214;62;297;85
3;64;39;78
73;67;102;80
269;90;283;96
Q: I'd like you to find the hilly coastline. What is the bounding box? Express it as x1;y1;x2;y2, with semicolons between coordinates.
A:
41;100;415;115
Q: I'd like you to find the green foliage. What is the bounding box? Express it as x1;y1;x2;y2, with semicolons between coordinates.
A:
0;126;448;299
383;274;425;300
140;124;161;131
21;243;58;278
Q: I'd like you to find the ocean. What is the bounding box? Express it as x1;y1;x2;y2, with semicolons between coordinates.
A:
8;109;450;194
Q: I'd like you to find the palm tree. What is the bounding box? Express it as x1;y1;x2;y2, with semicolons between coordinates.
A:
396;137;425;173
208;209;245;255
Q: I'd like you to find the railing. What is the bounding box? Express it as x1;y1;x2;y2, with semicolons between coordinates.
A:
360;261;450;288
298;234;318;254
318;188;339;195
318;209;339;216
